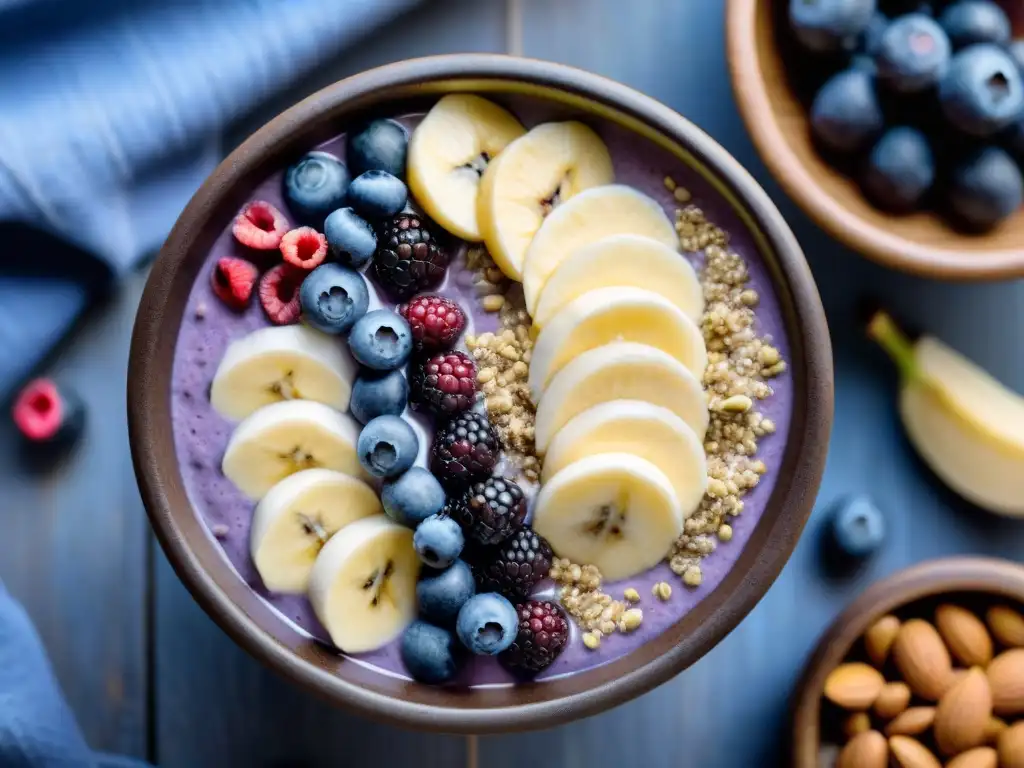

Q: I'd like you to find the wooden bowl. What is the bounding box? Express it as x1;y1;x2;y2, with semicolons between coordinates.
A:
128;54;833;733
791;557;1024;765
727;0;1024;280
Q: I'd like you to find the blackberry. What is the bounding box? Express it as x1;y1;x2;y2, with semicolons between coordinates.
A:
372;214;450;300
473;528;553;600
430;411;499;490
498;600;569;677
409;351;477;417
451;476;526;546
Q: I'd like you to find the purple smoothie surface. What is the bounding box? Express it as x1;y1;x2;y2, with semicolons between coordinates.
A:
171;99;794;686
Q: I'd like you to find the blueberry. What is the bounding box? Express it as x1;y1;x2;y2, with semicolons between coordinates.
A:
298;263;368;335
947;146;1024;231
350;369;408;425
414;515;465;569
938;1;1011;50
348;171;408;221
939;44;1024;136
417;559;475;626
455;592;518;656
382;467;446;528
810;69;885;152
789;0;878;53
1009;39;1024;75
861;11;890;56
356;415;418;479
324;207;376;268
283;151;350;225
862;127;936;212
400;621;461;684
828;495;885;559
876;13;952;92
1004;116;1024;162
348;119;409;179
348;309;413;370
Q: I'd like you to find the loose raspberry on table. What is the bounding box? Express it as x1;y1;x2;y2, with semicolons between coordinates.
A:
450;476;526;546
399;295;466;351
232;200;289;250
431;411;498;490
210;257;259;310
472;528;553;600
498;600;569;677
410;351;477;417
258;264;303;325
280;226;327;271
372;214;449;300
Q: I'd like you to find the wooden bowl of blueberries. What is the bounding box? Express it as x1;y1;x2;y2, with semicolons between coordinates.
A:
727;0;1024;279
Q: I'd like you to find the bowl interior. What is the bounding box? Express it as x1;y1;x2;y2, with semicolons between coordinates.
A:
733;0;1024;278
791;557;1024;766
129;56;832;732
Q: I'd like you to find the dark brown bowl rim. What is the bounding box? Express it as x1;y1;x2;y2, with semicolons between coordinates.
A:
128;53;834;733
726;0;1024;281
791;556;1024;764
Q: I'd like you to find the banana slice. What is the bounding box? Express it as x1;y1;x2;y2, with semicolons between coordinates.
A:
533;453;684;582
532;234;703;330
520;184;678;315
528;287;708;399
477;121;614;280
222;400;363;500
542;400;708;517
534;342;708;454
407;94;526;241
308;515;420;654
210;324;357;421
250;469;382;594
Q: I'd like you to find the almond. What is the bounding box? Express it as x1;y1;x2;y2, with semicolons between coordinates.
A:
893;619;953;701
933;667;992;755
982;716;1007;743
825;662;886;710
837;730;887;768
997;722;1024;768
987;605;1024;648
873;681;912;719
844;711;872;739
987;648;1024;716
946;747;997;768
936;604;994;667
885;707;936;737
888;735;941;768
865;614;901;667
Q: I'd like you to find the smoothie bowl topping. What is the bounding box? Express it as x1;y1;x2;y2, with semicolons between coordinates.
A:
171;91;792;688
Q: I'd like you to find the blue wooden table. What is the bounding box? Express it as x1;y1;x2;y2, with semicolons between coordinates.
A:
2;1;1023;765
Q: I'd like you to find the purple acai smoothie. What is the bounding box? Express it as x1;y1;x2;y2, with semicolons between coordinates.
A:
171;97;793;686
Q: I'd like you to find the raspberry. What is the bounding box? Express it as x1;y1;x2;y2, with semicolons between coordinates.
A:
280;226;327;271
498;600;569;677
451;476;526;546
12;378;85;447
232;200;289;250
472;528;553;600
398;295;466;351
210;257;259;310
431;411;499;490
409;351;477;417
259;264;303;325
373;214;450;300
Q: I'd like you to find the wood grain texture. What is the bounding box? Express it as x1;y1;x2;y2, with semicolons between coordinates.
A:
474;1;1024;766
0;272;149;759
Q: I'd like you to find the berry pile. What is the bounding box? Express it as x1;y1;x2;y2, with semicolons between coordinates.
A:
788;0;1024;231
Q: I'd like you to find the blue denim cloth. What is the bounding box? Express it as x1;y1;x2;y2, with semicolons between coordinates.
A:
0;582;152;767
0;0;417;401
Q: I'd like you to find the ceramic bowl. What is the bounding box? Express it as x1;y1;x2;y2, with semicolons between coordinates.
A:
129;54;832;732
791;557;1024;764
727;0;1024;280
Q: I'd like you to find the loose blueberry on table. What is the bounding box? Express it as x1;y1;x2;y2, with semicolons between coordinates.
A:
190;87;793;688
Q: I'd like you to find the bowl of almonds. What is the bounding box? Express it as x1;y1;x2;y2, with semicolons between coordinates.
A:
792;557;1024;768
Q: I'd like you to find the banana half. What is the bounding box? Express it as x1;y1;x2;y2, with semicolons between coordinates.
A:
520;184;679;315
542;400;708;518
210;324;358;421
477;121;614;280
221;399;363;500
250;469;382;594
308;515;420;654
533;453;684;583
407;94;526;241
534;341;709;455
528;286;708;399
